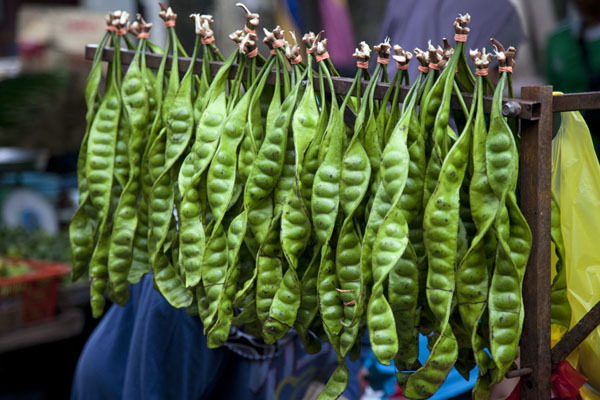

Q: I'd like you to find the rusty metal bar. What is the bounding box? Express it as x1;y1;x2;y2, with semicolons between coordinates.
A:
506;367;533;379
519;86;554;399
85;44;540;120
551;300;600;370
553;92;600;112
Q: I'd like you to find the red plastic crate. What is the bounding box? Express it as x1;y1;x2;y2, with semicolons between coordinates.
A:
0;258;70;332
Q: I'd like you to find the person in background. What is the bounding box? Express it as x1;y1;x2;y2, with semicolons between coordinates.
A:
71;273;363;400
0;0;19;58
380;0;525;84
546;0;600;154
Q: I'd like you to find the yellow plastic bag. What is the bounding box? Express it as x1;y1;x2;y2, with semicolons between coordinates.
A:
552;109;600;397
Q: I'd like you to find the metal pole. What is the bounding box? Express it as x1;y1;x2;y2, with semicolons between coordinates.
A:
84;45;541;120
519;86;553;399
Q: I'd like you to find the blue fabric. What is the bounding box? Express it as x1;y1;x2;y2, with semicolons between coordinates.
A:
71;274;363;400
363;335;478;400
284;0;305;33
363;352;398;396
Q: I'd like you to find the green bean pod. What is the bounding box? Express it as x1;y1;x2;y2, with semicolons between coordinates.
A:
486;67;531;383
422;39;465;208
244;61;296;243
389;242;420;370
402;324;459;398
206;211;247;347
207;80;254;224
489;191;531;384
318;243;344;338
86;66;120;220
153;251;193;308
456;73;495;378
291;66;318;168
191;43;213;123
89;179;122;317
317;360;349;400
274;129;297;212
403;69;429;269
129;39;162;284
295;251;322;353
280;62;315;268
161;26;181;122
339;135;372;218
336;218;362;354
147;129;172;258
318;244;349;398
147;22;182;267
77;31;110;198
376;70;397;149
363;110;382;184
178;178;207;287
472;373;493;400
157;37;201;264
145;116;167;185
424;80;474;326
69;32;110;281
246;197;273;246
200;222;229;331
178;91;227;287
300;61;329;210
384;69;406;146
232;289;257;326
401;78;426;226
204;59;272;313
294;59;337;352
113;109;131;189
272;64;306;216
107;37;150;304
207;256;241;347
456;44;476;93
256;212;284;324
409;74;474;392
69;198;98;281
138;28;169;199
178;51;236;195
89;221;112;318
238;121;258;185
367;93;415;364
333;69;371;355
312;103;343;244
353;161;401;330
359;65;384;222
488;221;519;379
111;31;130;190
485;80;515;203
238;59;274;184
369;205;409;364
281;188;311;265
263;264;302;343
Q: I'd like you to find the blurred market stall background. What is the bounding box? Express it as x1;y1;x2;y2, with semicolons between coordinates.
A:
0;0;597;399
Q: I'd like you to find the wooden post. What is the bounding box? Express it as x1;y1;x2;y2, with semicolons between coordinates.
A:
519;86;553;399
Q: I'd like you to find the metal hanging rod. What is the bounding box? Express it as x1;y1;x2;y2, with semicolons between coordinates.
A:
552;92;600;112
85;45;541;121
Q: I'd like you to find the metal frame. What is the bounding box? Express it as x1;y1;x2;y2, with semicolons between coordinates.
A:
84;44;600;399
